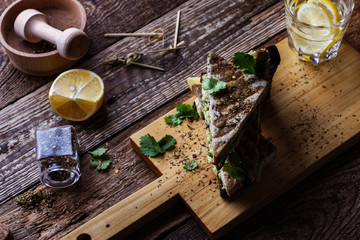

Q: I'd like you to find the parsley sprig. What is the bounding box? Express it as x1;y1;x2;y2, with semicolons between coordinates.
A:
164;103;199;126
233;52;256;75
139;134;176;157
202;78;227;95
222;152;247;182
232;51;266;77
183;160;198;171
89;148;112;171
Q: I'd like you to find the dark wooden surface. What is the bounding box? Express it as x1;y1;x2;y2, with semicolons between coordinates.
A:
0;0;359;239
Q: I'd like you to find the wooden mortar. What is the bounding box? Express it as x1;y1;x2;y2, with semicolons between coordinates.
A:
0;0;87;76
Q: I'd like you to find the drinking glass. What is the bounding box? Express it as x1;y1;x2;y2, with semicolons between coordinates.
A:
284;0;354;63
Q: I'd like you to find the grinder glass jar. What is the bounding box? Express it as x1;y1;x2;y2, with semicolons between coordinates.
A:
36;125;81;188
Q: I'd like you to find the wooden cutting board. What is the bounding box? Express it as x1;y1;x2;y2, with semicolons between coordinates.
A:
63;38;360;240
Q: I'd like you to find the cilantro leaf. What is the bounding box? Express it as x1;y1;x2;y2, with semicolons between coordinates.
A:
164;114;182;126
89;148;107;158
233;52;256;75
207;151;213;158
89;159;99;169
164;104;198;126
227;151;243;169
157;135;176;152
202;78;227;95
183;160;198;171
139;134;176;157
222;161;247;182
139;134;163;157
89;148;113;172
175;103;199;120
97;159;112;171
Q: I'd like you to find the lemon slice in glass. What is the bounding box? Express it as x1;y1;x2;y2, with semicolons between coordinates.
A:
49;69;104;121
297;2;332;26
291;1;338;55
308;0;340;24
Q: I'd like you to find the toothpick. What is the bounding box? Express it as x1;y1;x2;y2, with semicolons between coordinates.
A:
159;41;186;56
130;62;165;71
103;55;165;71
145;44;186;54
173;10;181;48
104;32;162;37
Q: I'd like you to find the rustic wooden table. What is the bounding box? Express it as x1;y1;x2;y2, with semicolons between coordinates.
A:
0;0;359;239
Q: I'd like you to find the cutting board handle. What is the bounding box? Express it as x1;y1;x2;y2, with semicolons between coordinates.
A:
62;175;180;240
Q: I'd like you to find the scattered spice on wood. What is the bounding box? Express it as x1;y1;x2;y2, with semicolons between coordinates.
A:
14;188;56;209
187;124;195;130
62;205;67;213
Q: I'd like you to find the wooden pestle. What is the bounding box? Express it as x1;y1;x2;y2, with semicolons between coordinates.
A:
14;9;89;60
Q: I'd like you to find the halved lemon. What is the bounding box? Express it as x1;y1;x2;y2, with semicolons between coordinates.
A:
49;69;104;121
186;77;201;94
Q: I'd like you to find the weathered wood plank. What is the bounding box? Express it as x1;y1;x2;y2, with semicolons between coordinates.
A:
0;0;188;110
0;0;359;239
0;0;284;204
0;89;194;240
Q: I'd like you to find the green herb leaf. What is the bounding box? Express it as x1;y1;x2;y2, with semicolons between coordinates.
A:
233;52;256;75
222;161;247;182
97;159;112;171
89;148;112;172
164;114;182;126
89;159;99;169
139;134;163;157
157;135;176;152
183;160;198;171
202;78;227;95
164;104;198;126
89;148;107;158
175;103;199;120
207;151;213;158
227;151;243;170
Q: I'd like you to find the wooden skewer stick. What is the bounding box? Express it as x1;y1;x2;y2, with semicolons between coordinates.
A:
173;10;181;48
104;55;165;71
146;44;186;54
104;32;162;37
130;62;165;71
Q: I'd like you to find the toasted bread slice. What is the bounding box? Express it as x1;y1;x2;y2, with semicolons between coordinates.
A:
218;107;276;197
206;47;279;167
193;46;280;197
